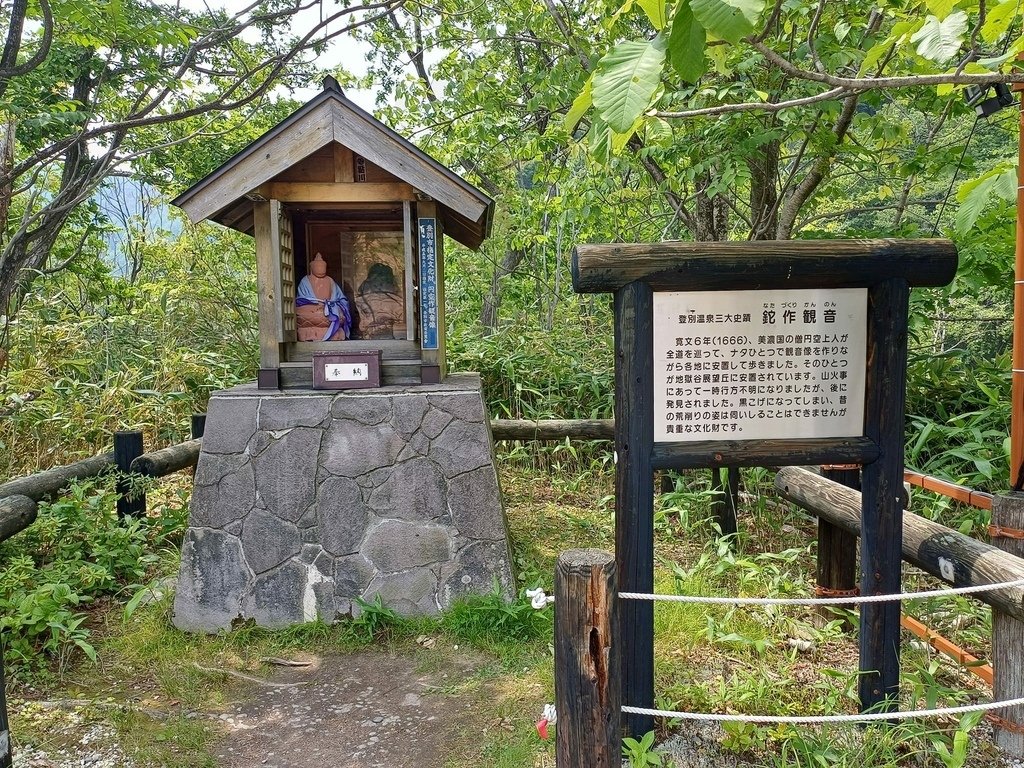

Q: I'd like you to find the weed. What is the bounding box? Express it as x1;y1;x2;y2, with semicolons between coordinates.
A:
0;478;181;674
622;730;665;767
441;584;553;651
349;595;411;642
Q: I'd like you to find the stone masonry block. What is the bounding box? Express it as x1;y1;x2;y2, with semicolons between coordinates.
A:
173;529;251;633
259;396;331;431
438;540;514;609
245;561;307;628
427;393;486;423
368;459;447;522
330;395;392;425
448;466;507;540
322;420;405;477
429;420;491;478
362;520;452;573
201;397;259;454
391;395;429;438
241;508;301;574
190;454;255;529
363;568;439;615
317;476;371;556
253;427;321;522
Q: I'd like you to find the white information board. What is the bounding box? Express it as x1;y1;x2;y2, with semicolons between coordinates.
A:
653;288;867;443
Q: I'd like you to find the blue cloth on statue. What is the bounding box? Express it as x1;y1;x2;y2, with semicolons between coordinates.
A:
296;276;351;341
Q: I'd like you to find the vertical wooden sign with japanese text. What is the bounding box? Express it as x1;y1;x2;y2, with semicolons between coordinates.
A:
419;217;439;351
572;240;958;738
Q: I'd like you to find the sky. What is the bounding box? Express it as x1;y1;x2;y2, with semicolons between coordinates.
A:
180;0;380;109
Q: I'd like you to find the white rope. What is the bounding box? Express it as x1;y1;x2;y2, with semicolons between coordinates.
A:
526;587;555;609
618;575;1024;607
622;695;1024;725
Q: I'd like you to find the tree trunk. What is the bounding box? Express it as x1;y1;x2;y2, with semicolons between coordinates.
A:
479;247;526;332
748;139;780;240
694;170;728;242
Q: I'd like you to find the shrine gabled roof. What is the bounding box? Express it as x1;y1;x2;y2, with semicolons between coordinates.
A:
170;79;494;250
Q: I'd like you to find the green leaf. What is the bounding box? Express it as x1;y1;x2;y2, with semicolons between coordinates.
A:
982;0;1021;44
689;0;764;44
638;0;668;30
593;36;667;134
926;0;958;21
955;165;1017;231
859;19;922;75
564;76;593;133
834;20;851;42
911;12;968;64
668;0;707;82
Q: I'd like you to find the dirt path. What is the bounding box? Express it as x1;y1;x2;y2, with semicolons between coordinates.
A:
212;650;481;768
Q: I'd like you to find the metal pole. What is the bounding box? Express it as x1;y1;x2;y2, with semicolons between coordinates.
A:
1012;83;1024;488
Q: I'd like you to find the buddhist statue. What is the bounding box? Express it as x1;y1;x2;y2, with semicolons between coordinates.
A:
354;262;404;340
296;253;351;341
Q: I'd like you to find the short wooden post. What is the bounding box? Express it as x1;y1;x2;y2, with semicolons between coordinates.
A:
1;646;11;768
817;465;860;629
191;414;207;440
114;431;146;519
992;494;1024;756
555;549;620;768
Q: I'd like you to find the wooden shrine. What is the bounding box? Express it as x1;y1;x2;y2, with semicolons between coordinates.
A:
172;77;494;388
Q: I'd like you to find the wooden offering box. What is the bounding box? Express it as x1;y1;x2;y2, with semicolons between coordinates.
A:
312;350;382;390
171;77;494;390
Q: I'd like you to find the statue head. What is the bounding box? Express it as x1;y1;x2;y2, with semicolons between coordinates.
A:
359;262;399;295
311;252;328;277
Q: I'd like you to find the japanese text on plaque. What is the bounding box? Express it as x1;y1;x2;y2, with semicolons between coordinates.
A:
653;288;867;443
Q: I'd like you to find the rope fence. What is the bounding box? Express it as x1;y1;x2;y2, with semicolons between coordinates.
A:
620;696;1024;725
618;575;1024;606
552;548;1024;766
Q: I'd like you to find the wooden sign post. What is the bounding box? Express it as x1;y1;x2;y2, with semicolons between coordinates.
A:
572;240;957;736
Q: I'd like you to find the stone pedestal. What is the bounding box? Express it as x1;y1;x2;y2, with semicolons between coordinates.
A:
173;373;514;632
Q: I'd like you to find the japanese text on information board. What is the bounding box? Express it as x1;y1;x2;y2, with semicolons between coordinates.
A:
419;218;439;350
653;288;867;443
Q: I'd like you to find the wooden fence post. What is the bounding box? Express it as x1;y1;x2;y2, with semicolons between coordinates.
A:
114;431;145;519
1;646;11;768
191;414;207;440
614;280;655;738
817;465;859;629
992;494;1024;757
555;549;620;768
710;468;740;537
859;277;910;714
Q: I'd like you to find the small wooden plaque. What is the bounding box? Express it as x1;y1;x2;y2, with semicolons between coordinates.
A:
312;350;382;390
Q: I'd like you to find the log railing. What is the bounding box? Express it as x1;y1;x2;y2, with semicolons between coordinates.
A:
777;467;1024;754
0;418;207;768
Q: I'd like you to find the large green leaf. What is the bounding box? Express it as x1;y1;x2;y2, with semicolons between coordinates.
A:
982;0;1021;45
910;12;968;64
592;37;667;134
668;0;707;82
689;0;764;44
563;76;593;133
955;165;1017;232
638;0;668;30
925;0;958;21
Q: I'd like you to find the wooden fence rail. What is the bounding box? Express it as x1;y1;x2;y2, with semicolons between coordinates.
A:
776;466;1024;752
775;467;1024;621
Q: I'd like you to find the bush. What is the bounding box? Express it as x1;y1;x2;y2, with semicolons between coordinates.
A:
0;479;182;672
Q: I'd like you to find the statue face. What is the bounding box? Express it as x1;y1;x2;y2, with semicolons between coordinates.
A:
311;256;327;277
